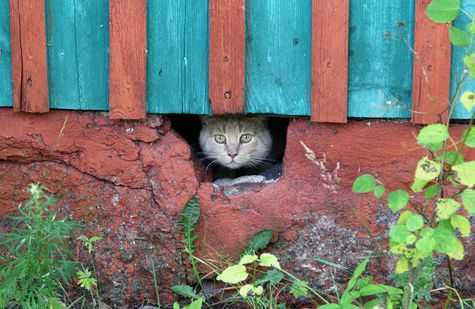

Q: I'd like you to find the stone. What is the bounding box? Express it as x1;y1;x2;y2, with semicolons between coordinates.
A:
0;110;473;306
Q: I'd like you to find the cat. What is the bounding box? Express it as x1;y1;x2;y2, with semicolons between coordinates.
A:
199;116;273;184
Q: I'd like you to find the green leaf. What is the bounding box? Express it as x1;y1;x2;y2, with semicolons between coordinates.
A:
171;285;200;299
241;230;273;256
415;157;442;182
436;198;460;220
451;215;471;237
435;151;464;165
421;227;435;237
417;124;449;149
390;225;412;244
358;284;403;296
173;302;181;309
395;257;409;274
416;236;435;253
406;214;424;232
411;178;429;193
255;269;284;285
467;21;475;34
239;254;258;265
398;210;413;225
434;221;464;260
425;0;460;23
462;128;475;148
461;188;475;214
452;161;475;187
388;190;410;213
425;184;441;200
290;280;308;298
239;284;263;297
259;253;281;269
216;265;248;284
373;185;385;198
352;259;369;279
318;305;341;309
352;174;376;193
449;26;470;46
182;297;204;309
461;91;475;112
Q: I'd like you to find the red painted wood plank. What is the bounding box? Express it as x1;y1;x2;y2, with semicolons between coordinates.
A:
9;0;49;113
109;0;147;120
311;0;349;123
411;0;451;124
208;0;246;115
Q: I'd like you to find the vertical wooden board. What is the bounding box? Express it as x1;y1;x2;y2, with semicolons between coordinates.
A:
9;0;49;113
209;0;246;115
246;0;311;116
450;0;475;119
147;0;209;114
311;0;349;123
0;0;13;107
109;0;146;119
411;0;451;124
45;0;109;110
348;0;414;118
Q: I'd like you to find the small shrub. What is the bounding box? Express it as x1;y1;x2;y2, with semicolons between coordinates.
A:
0;183;79;308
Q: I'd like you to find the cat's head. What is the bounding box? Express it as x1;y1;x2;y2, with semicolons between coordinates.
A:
199;116;272;169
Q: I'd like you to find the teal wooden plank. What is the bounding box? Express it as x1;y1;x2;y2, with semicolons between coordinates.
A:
147;0;209;114
245;0;311;115
450;1;475;119
0;0;13;107
348;1;414;118
45;0;109;110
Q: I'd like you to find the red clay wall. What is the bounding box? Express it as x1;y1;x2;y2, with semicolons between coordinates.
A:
0;109;473;307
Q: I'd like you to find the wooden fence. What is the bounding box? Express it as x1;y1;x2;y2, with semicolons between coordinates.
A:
0;0;472;122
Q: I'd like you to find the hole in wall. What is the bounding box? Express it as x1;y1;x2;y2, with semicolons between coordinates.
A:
167;115;289;185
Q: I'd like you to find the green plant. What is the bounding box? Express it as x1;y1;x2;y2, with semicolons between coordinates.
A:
76;234;103;307
318;258;403;309
0;183;79;308
179;196;202;285
215;253;327;309
351;1;475;306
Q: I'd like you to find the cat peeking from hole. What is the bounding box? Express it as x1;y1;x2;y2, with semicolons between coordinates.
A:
199;116;278;186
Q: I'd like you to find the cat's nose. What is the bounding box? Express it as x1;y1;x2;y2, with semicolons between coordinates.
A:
228;152;237;158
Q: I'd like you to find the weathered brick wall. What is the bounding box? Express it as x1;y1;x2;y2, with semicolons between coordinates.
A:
0;109;473;307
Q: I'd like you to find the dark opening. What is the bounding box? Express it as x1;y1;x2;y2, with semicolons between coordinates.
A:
167;115;289;183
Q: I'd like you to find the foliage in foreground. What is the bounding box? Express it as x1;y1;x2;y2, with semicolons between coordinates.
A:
351;0;475;307
0;184;79;308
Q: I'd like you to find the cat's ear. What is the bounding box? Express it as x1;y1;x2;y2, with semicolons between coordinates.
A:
199;115;211;126
250;116;268;125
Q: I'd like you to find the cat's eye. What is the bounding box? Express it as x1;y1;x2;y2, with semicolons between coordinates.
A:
214;134;226;144
240;134;252;143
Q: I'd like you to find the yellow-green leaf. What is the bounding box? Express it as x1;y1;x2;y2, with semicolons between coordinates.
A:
451;215;471;237
449;26;470;46
415;156;442;182
395;257;409;274
217;265;248;284
436;198;460;220
417;124;449;149
461;91;475;112
452;161;475;187
406;214;424;232
259;253;281;269
239;255;258;265
461;188;475;214
462;128;475;148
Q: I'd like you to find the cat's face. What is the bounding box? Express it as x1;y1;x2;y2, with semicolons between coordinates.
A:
199;116;272;169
